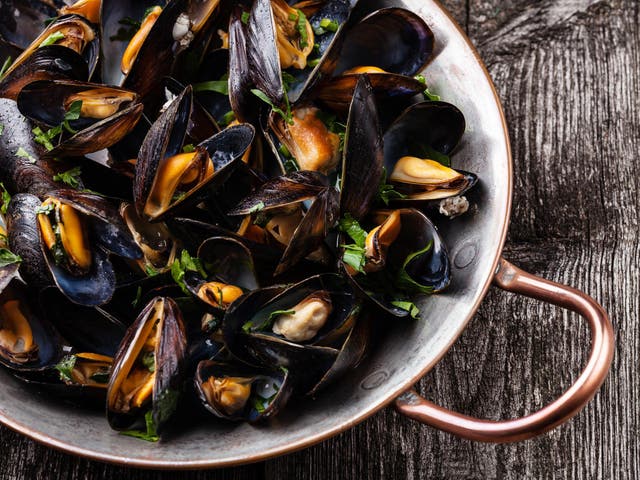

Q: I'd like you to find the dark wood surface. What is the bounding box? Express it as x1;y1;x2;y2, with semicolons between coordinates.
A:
1;1;636;478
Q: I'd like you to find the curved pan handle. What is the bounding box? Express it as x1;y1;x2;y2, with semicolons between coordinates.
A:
394;257;614;443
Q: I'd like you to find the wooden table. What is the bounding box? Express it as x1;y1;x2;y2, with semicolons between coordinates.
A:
1;0;636;478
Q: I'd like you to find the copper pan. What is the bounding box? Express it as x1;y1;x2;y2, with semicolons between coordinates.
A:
0;0;613;468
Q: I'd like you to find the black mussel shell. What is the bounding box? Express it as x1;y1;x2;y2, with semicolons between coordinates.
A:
340;208;451;317
335;8;434;77
0;0;58;49
107;296;187;433
195;360;292;422
339;74;384;221
39;287;127;357
228;7;254;124
163;77;219;142
0;279;63;372
17;80;144;159
6;194;52;290
0;45;89;100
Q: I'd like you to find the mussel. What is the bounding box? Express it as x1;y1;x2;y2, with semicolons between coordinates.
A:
107;297;187;433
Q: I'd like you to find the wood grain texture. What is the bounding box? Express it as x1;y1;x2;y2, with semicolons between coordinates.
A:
1;1;637;478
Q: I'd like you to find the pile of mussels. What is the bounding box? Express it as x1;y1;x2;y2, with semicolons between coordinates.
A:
0;0;477;439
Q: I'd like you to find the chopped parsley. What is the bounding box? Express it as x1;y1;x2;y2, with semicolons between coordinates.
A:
414;74;441;102
145;264;160;277
55;355;77;383
0;57;10;79
120;410;159;443
32;126;59;151
251;89;294;125
141;351;155;373
248;201;265;214
0;183;10;214
0;124;3;136
35;203;54;215
182;144;196;153
15;147;36;163
219;110;236;127
378;167;406;205
0;249;21;267
241;11;250;24
170;249;207;294
39;31;65;47
314;18;339;35
193;74;229;95
288;9;309;48
390;300;421;319
338;214;368;274
131;286;142;308
53;166;82;188
243;309;296;333
316;111;346;151
395;243;435;295
62;100;83;133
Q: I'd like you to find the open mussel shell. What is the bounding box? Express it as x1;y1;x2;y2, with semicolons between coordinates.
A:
107;296;187;433
17;80;144;159
0;43;88;99
183;236;259;314
383;101;478;203
229;171;339;275
195;360;292;422
316;71;426;114
335;8;434;77
135;85;255;221
0;279;63;372
163;77;219;143
224;274;362;393
47;190;142;260
341;208;451;318
39;287;127;357
0;14;99;97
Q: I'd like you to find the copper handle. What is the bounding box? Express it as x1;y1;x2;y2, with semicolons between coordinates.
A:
394;257;614;443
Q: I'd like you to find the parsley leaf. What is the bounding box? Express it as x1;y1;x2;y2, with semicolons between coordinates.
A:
0;249;21;267
243;309;296;333
35;203;54;215
248;201;265;214
0;183;10;215
15;147;36;163
144;264;160;277
120;410;159;443
288;9;309;48
131;286;142;308
395;242;435;295
40;31;65;47
378;167;406;205
32;126;59;151
53;166;82;188
219;110;236;127
55;355;77;383
62;100;83;133
390;300;421;319
251;89;294;125
414;74;441;102
241;11;250;24
0;56;12;79
141;352;155;373
182;144;196;153
193;75;229;95
338;214;367;247
341;244;367;274
171;250;207;294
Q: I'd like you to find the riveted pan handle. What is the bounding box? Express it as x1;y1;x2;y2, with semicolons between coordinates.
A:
394;257;614;443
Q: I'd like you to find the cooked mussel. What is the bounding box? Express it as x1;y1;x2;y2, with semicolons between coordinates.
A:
107;296;187;433
195;360;292;422
183;237;259;314
229;171;339;275
383;101;477;204
0;14;99;98
135;86;255;221
338;208;451;318
60;0;103;24
56;352;113;388
17;80;143;158
0;279;62;371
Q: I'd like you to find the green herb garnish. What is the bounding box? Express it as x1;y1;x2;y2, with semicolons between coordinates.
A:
141;351;155;373
243;309;296;333
377;167;406;205
120;410;160;443
40;31;65;47
219;110;236;127
0;249;21;267
414;74;441;102
15;147;36;163
241;11;250;24
0;183;10;215
341;244;367;274
132;286;142;308
193;75;229;95
251;89;294;125
182;144;196;153
390;300;421;319
395;242;435;295
53;166;82;188
248;201;265;214
145;264;160;277
0;57;10;79
62;100;83;133
288;9;309;48
338;214;367;247
171;249;207;294
35;203;54;215
55;355;77;383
